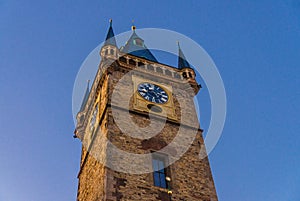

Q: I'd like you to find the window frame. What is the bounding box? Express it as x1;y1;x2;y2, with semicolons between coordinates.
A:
151;152;170;189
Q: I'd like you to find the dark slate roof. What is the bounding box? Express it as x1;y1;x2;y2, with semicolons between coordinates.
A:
104;19;117;46
79;80;90;112
122;30;158;62
178;43;191;69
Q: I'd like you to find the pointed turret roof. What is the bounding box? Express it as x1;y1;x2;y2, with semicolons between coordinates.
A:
122;26;158;62
104;19;117;46
178;42;191;69
79;80;90;112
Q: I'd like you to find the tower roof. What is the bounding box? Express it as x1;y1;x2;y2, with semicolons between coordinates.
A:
178;42;191;69
79;80;90;112
121;26;158;62
104;19;117;46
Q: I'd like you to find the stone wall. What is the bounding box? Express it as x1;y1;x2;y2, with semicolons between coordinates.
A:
76;57;218;201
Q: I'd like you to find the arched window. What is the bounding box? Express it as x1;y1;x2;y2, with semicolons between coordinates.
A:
138;62;145;68
165;69;172;76
129;59;136;66
156;67;163;73
119;57;127;63
147;65;154;71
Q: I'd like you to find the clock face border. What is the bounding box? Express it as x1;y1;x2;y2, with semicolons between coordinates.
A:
132;75;178;121
137;82;170;105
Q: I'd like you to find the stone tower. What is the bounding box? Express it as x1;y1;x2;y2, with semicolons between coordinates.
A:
74;20;218;201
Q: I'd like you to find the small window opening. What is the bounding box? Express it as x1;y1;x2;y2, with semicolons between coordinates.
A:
165;70;172;76
129;59;136;66
138;62;145;68
147;65;154;71
156;67;163;73
119;57;127;63
152;154;169;189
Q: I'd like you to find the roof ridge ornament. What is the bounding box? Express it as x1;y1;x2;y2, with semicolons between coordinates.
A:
131;20;136;31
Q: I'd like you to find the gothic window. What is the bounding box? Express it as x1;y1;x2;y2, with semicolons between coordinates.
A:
129;59;136;66
138;62;145;68
165;69;172;76
119;57;127;63
152;154;168;188
147;64;154;71
156;67;163;73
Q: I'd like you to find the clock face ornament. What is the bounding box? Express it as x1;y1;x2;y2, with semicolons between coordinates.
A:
137;83;169;104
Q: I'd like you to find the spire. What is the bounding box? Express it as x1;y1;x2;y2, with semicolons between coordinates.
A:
121;24;158;62
177;41;191;69
79;80;90;112
104;19;117;46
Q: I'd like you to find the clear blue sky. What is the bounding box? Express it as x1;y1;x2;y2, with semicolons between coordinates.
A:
1;1;299;201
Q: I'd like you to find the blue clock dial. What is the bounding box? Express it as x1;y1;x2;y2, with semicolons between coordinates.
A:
137;83;169;104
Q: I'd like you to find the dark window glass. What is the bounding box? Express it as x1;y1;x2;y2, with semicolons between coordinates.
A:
138;62;145;68
152;156;168;188
154;171;160;186
119;57;127;63
129;59;136;66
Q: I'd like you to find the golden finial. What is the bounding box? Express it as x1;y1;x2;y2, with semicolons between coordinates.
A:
131;19;136;31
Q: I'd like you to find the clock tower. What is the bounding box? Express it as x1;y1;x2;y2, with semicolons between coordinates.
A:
74;20;218;201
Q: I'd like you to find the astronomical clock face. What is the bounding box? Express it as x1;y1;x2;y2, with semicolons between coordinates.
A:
137;82;169;104
132;75;177;121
